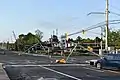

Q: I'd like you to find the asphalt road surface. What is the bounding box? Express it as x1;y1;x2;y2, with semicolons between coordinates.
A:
0;49;120;80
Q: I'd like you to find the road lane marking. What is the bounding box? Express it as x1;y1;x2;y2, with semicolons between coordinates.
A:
86;73;104;79
5;64;120;74
37;77;57;80
40;65;82;80
105;70;120;74
82;67;104;72
82;66;120;74
4;64;88;67
4;64;82;80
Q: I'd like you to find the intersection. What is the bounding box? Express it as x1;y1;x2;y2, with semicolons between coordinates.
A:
0;50;120;80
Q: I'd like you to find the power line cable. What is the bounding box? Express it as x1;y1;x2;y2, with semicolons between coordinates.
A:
109;11;120;17
110;4;120;12
60;20;120;38
87;31;101;35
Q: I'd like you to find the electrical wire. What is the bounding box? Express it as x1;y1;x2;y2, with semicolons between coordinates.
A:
87;31;101;35
60;19;120;38
109;3;120;17
110;11;120;17
110;4;120;12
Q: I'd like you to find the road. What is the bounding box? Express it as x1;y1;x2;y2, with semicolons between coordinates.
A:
0;49;120;80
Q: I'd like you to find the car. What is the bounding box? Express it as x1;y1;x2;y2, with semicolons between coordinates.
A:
89;59;98;66
95;54;120;69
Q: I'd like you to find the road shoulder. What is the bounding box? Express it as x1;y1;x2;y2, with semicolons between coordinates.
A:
0;63;9;80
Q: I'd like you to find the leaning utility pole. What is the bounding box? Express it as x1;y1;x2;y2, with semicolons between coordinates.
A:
105;0;109;51
12;31;19;51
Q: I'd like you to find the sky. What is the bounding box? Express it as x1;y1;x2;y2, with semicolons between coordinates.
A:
0;0;120;42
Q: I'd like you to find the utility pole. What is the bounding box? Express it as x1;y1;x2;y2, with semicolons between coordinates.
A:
53;30;55;35
87;0;109;51
56;29;58;36
105;0;109;51
12;31;18;51
100;27;103;56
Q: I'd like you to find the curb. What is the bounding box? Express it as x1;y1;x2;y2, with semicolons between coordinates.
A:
0;63;10;80
12;51;49;57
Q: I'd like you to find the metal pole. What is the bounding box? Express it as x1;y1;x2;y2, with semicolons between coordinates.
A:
66;43;77;62
56;29;58;36
100;27;103;56
105;0;109;51
53;30;55;35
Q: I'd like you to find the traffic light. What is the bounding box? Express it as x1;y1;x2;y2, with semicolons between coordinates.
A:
82;30;85;34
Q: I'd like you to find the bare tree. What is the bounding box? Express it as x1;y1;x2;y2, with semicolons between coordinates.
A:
35;29;43;42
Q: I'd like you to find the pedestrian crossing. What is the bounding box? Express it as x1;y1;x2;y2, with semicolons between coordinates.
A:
4;63;89;67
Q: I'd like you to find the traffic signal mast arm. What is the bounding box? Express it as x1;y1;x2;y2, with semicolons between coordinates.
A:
58;19;120;64
63;19;120;37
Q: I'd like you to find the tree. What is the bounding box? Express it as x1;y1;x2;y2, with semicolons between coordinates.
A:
17;32;39;51
68;38;74;42
19;34;25;39
75;36;82;43
35;29;43;42
108;29;120;48
18;34;25;51
82;38;93;43
94;37;101;43
52;35;59;43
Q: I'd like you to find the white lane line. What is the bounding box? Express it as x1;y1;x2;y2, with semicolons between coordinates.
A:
82;67;104;72
40;65;82;80
5;64;82;80
82;65;120;74
86;74;104;79
105;70;120;74
5;64;88;67
83;66;120;74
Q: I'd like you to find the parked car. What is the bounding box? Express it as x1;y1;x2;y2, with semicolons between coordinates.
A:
95;54;120;69
89;59;98;66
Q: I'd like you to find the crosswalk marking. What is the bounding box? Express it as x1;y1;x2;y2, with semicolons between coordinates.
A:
40;66;82;80
4;64;89;67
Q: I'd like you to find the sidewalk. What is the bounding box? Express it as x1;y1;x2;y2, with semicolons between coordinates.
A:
0;63;9;80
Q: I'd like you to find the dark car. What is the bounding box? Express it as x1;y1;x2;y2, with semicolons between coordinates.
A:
95;54;120;69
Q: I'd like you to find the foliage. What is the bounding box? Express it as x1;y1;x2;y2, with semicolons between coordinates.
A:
82;38;94;43
35;29;43;42
108;29;120;48
67;38;74;42
94;37;101;43
15;29;120;51
75;36;82;43
52;35;59;43
16;32;40;51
